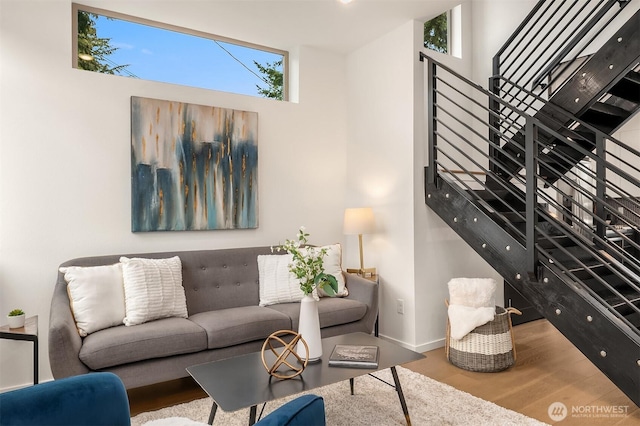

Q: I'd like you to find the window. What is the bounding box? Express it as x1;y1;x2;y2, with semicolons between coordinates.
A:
423;5;461;59
424;12;448;54
73;4;288;100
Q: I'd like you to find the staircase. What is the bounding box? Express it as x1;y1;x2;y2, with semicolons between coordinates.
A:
494;8;640;185
421;0;640;406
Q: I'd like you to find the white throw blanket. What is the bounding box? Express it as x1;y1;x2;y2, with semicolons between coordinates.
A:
448;278;496;340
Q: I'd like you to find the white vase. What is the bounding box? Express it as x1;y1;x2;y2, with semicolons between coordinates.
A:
297;294;322;362
7;314;25;329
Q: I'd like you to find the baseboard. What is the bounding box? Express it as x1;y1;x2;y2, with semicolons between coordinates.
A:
0;379;52;394
377;334;445;354
415;338;445;354
379;334;445;353
377;333;417;351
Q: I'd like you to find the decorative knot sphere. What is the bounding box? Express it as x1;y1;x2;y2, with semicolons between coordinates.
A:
261;330;309;379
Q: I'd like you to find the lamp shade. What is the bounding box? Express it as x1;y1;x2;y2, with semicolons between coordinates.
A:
343;207;375;235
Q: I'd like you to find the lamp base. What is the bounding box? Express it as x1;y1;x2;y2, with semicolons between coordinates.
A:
346;267;377;278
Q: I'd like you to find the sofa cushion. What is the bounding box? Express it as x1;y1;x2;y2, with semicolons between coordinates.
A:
189;306;291;349
59;263;126;336
120;256;188;326
266;298;367;330
314;244;347;297
257;254;304;306
79;317;207;370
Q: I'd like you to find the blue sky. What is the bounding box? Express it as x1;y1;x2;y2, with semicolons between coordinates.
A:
93;14;283;97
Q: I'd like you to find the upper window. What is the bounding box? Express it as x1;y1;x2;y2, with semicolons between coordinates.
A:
424;12;448;54
73;4;287;100
423;5;462;59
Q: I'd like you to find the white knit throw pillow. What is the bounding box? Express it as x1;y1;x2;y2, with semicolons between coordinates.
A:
257;254;305;306
120;256;188;326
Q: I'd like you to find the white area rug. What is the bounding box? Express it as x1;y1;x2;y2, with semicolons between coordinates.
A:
131;366;548;426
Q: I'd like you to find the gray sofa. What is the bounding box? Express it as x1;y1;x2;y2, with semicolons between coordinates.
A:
49;246;378;389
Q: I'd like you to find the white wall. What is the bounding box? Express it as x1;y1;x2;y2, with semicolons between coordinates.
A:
0;0;348;388
345;21;419;347
469;0;537;88
413;2;504;352
345;2;505;351
3;0;637;391
611;113;640;196
414;2;502;351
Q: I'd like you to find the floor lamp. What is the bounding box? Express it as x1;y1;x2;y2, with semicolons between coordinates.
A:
343;207;376;277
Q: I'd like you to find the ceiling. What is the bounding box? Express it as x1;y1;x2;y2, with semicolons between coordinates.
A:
114;0;461;54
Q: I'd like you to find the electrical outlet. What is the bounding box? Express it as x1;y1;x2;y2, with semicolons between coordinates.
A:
396;299;404;315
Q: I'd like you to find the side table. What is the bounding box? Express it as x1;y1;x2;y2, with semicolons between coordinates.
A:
0;315;38;384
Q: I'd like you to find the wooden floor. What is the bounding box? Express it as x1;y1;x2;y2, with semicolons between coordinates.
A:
129;319;639;425
405;319;639;425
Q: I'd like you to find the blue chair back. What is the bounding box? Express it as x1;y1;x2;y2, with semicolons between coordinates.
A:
256;394;325;426
0;372;130;426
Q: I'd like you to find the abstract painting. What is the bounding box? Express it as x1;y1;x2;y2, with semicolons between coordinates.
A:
131;97;258;232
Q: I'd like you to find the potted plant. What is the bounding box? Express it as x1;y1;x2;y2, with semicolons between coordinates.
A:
274;227;338;297
273;227;338;361
7;309;25;329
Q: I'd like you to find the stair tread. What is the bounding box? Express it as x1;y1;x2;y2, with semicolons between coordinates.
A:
623;70;640;85
559;128;596;144
473;189;512;200
623;312;640;328
592;281;640;303
472;188;526;205
589;101;629;117
541;147;586;164
608;82;640;104
538;234;576;250
547;245;602;268
609;294;640;309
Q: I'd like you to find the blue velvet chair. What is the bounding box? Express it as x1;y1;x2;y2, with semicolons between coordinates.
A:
0;372;130;426
0;373;324;426
256;394;325;426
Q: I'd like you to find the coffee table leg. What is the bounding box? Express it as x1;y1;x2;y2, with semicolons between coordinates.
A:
208;402;218;425
390;366;411;426
349;377;354;395
248;405;257;425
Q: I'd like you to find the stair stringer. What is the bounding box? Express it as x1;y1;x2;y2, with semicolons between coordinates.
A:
539;259;640;406
425;169;640;406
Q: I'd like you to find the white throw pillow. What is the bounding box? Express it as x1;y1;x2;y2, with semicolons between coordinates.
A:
60;263;126;336
312;244;348;297
120;256;188;326
448;278;496;308
257;254;305;306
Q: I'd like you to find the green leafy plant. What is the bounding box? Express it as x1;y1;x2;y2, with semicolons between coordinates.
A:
77;11;129;75
273;227;338;296
8;309;24;317
254;59;283;100
424;12;448;53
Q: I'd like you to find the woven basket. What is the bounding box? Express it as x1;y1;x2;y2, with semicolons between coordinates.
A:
446;303;522;372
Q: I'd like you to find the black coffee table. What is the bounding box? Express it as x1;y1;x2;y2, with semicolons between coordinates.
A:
187;332;425;425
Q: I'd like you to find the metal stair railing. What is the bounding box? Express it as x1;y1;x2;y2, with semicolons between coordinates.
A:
490;0;635;144
493;0;632;95
421;52;640;332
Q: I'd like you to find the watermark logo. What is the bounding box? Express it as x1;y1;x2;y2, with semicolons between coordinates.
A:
548;402;568;422
548;402;629;422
